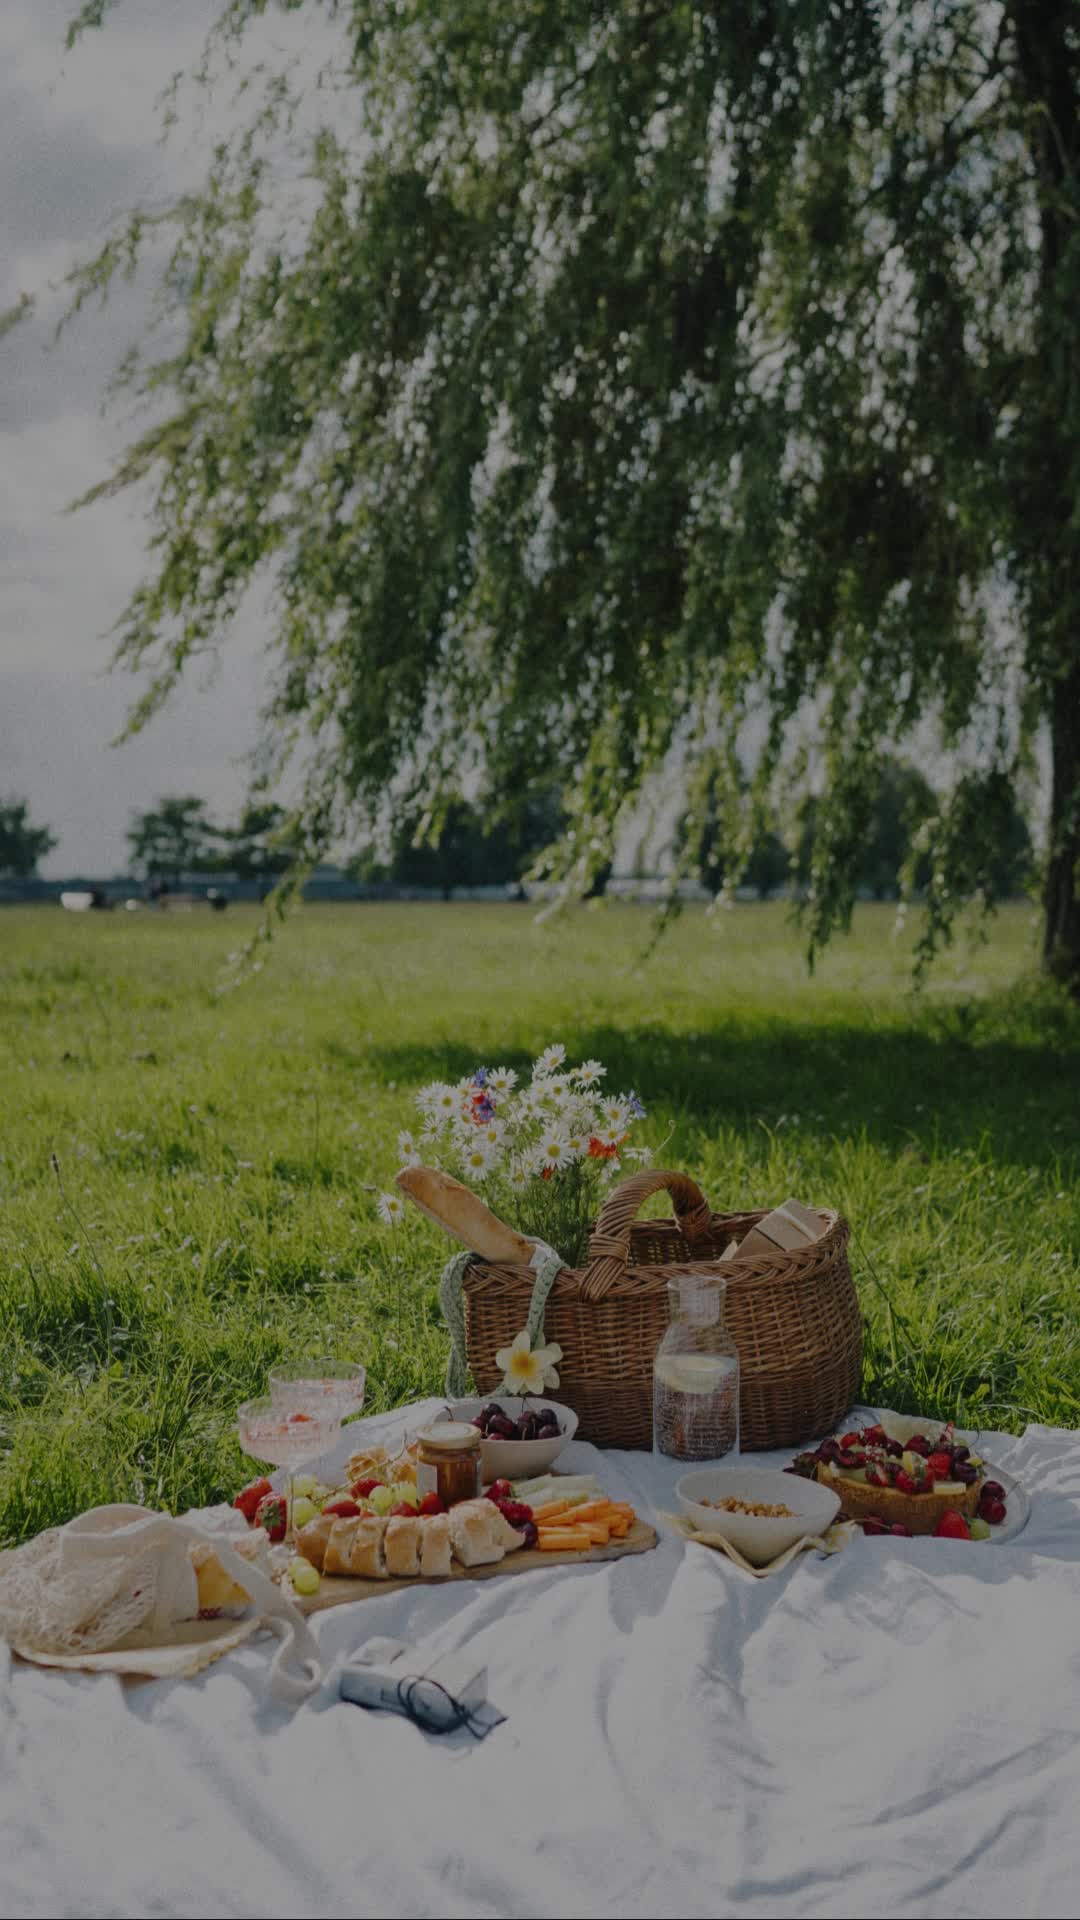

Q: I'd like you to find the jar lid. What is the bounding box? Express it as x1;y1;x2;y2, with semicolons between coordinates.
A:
417;1422;482;1453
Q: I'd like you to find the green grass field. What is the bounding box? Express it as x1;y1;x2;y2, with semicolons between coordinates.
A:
1;899;1077;1546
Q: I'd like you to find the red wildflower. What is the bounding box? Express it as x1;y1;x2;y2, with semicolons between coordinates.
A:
587;1136;620;1161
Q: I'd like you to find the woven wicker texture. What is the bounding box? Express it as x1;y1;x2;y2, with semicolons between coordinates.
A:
463;1169;863;1451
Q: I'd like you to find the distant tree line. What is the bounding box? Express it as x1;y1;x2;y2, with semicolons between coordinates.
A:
0;778;1037;903
122;764;1034;902
681;758;1034;903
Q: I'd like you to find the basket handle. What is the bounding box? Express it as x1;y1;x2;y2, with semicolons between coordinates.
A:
580;1169;714;1301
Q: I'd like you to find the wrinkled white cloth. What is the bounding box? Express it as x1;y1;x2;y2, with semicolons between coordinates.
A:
3;1402;1080;1920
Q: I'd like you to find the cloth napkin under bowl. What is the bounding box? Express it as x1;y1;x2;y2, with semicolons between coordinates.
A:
662;1511;858;1577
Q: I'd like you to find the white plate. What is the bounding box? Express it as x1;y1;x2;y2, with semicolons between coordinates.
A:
675;1466;840;1566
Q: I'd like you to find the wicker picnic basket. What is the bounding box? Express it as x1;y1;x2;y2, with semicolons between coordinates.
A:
463;1169;862;1451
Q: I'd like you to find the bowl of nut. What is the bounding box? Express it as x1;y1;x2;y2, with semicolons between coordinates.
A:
675;1466;840;1565
440;1397;578;1483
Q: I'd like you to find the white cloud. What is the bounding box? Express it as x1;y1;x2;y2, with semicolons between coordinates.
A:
0;0;300;876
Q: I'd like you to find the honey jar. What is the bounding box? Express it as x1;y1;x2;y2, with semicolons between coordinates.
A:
415;1423;483;1507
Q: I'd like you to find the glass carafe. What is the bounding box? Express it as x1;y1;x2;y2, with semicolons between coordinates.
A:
652;1276;740;1461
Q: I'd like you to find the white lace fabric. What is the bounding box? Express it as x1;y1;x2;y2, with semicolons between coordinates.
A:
0;1504;321;1702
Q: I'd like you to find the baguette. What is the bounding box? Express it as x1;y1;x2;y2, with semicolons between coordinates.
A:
394;1165;537;1264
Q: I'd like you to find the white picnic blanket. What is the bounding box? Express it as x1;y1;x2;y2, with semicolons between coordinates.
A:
3;1402;1080;1920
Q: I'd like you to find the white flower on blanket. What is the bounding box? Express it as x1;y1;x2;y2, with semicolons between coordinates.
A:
495;1328;563;1396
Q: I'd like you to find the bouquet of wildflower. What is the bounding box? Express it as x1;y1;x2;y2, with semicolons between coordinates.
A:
381;1045;649;1268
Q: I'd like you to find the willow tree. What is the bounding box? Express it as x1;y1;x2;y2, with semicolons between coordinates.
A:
51;1;1080;982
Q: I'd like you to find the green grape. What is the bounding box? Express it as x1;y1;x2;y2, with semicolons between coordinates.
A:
292;1475;318;1499
369;1485;396;1515
291;1496;318;1530
969;1516;992;1541
390;1482;419;1508
289;1557;321;1596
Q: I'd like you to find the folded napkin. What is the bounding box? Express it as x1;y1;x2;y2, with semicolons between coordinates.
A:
661;1512;857;1577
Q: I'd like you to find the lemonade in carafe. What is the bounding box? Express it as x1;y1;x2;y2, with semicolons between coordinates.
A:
652;1276;740;1461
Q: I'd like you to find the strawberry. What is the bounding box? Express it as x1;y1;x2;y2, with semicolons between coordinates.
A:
254;1492;287;1542
351;1477;384;1499
417;1492;446;1516
935;1510;971;1540
840;1432;862;1450
323;1497;362;1518
233;1476;273;1524
486;1479;514;1502
864;1464;889;1488
286;1411;314;1425
927;1452;953;1478
389;1502;416;1518
894;1470;918;1496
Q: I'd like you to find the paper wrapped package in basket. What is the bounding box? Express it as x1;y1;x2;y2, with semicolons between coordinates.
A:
0;1503;320;1697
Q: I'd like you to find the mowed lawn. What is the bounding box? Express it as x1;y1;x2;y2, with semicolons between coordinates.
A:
1;899;1077;1546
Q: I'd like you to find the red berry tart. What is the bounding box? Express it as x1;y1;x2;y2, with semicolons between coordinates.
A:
786;1416;1007;1538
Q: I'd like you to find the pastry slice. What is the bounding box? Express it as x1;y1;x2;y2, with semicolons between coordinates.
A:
295;1512;336;1573
384;1514;421;1577
346;1514;388;1579
419;1512;452;1578
325;1517;362;1576
190;1529;270;1613
448;1502;506;1568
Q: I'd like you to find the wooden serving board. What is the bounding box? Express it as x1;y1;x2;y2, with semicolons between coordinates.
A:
296;1516;658;1615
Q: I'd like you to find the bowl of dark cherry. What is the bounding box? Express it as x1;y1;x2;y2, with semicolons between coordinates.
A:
439;1397;578;1482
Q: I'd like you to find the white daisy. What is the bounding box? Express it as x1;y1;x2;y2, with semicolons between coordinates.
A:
598;1096;631;1130
377;1192;404;1226
533;1043;567;1079
487;1066;518;1094
479;1119;505;1147
460;1140;497;1179
398;1147;422;1169
508;1161;531;1190
596;1123;626;1149
546;1081;576;1112
625;1145;653;1164
563;1132;588;1159
397;1129;417;1157
574;1059;606;1087
419;1082;459;1122
541;1132;570;1170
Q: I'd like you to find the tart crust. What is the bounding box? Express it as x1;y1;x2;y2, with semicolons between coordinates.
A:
816;1461;982;1535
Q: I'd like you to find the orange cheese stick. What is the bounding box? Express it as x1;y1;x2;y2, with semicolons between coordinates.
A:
537;1529;592;1551
582;1523;611;1545
536;1524;591;1543
608;1518;632;1537
562;1501;615;1525
529;1498;580;1525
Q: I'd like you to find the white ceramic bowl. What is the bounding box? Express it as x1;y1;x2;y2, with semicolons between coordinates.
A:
675;1465;840;1565
437;1397;578;1484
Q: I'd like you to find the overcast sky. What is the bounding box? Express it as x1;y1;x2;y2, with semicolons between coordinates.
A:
0;0;274;877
